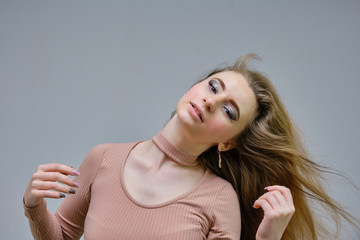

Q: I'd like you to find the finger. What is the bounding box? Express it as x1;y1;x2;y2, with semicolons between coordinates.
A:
32;179;76;194
253;198;274;215
266;190;295;218
258;192;280;209
265;185;293;205
37;163;80;176
267;186;296;215
31;189;67;199
270;190;289;208
32;171;79;188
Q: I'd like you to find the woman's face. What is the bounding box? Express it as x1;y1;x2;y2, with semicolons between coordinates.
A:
176;71;257;147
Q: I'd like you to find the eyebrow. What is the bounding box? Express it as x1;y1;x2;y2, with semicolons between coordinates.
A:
215;78;241;121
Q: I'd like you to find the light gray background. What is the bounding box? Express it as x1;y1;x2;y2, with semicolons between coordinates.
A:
1;1;359;239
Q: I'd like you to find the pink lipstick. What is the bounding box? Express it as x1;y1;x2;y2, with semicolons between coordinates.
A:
189;102;204;123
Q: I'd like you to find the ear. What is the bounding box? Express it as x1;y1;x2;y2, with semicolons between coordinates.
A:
218;139;236;152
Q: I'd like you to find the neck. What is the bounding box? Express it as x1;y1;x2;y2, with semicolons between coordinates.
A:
160;115;212;157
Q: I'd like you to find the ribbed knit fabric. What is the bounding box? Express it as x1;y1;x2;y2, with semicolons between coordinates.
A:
152;132;198;166
24;135;241;240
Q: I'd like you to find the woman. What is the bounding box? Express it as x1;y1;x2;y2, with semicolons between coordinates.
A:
23;54;356;239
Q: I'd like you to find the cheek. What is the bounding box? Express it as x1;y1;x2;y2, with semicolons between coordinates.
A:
187;85;202;98
178;87;198;104
206;117;232;138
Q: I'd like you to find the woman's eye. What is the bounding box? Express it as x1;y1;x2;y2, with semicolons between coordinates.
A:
209;80;218;93
223;105;236;120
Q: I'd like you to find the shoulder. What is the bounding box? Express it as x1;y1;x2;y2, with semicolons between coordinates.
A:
88;143;112;156
88;142;140;158
101;141;142;159
197;170;239;209
80;142;139;168
205;171;240;213
202;171;241;238
204;170;238;197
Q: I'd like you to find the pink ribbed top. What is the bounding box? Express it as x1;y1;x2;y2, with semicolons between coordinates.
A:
24;133;241;239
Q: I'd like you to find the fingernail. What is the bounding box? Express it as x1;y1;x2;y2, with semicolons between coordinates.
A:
69;188;76;194
73;182;80;188
60;193;66;198
264;186;270;190
72;170;80;176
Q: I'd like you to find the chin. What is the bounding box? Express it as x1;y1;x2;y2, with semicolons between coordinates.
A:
176;110;191;125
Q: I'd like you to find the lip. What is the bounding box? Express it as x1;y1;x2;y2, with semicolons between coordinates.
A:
189;102;204;123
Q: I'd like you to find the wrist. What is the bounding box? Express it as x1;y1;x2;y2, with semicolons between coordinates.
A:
23;195;41;209
256;233;282;240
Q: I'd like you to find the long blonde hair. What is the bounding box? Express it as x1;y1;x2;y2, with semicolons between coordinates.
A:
197;54;359;239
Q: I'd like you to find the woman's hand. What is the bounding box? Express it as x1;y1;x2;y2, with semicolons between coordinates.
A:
253;185;295;240
24;163;80;208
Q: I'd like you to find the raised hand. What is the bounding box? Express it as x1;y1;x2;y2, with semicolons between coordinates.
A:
253;185;295;240
24;163;80;208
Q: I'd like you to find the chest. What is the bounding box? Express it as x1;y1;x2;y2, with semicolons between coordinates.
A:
85;200;208;240
85;151;212;240
123;154;205;206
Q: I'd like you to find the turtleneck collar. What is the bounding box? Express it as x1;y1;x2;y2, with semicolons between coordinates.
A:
152;132;198;167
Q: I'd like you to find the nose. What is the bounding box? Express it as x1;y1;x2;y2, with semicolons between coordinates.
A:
203;97;216;112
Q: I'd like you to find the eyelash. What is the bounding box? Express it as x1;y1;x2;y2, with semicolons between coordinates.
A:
208;79;236;121
209;80;218;93
223;105;236;121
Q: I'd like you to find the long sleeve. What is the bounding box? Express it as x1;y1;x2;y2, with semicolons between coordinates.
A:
207;183;241;240
24;141;242;239
23;144;110;240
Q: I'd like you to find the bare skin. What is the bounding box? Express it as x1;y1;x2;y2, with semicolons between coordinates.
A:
24;163;80;208
123;139;205;206
254;186;295;240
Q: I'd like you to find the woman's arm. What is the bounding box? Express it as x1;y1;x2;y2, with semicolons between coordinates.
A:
23;163;79;239
23;144;108;240
207;183;241;240
253;185;295;240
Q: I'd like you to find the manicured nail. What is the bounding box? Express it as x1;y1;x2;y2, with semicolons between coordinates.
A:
72;170;80;176
69;188;76;194
73;182;80;188
264;186;270;190
59;193;66;198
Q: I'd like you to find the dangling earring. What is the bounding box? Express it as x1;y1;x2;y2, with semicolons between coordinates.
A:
217;150;222;168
